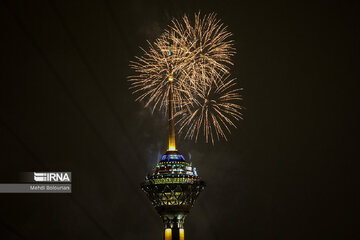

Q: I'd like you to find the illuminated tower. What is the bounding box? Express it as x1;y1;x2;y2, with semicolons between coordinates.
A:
141;78;205;240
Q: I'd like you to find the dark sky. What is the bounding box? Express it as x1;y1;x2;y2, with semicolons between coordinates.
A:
0;0;358;239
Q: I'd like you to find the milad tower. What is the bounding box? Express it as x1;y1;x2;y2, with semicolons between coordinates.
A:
141;76;206;240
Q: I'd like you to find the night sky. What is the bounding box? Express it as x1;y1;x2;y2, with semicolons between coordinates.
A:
0;0;358;239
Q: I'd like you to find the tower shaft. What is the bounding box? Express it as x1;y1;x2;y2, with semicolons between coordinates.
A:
168;81;176;151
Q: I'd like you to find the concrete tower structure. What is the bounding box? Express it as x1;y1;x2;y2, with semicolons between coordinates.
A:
141;78;205;240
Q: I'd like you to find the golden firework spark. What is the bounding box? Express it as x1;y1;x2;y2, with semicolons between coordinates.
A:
175;75;243;144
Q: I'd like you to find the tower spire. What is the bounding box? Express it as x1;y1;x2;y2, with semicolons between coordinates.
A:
168;75;176;151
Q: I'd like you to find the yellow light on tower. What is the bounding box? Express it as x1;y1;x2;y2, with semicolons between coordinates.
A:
168;145;176;151
165;228;172;240
167;73;176;151
179;228;185;240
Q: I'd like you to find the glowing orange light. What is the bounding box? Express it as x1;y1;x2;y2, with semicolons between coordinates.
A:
168;145;176;151
165;228;172;240
179;228;185;240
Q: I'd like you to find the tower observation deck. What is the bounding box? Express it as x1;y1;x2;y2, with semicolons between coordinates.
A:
141;150;205;240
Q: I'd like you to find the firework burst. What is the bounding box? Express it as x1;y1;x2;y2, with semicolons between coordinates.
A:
129;32;192;112
169;13;235;88
128;12;242;144
175;75;243;144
